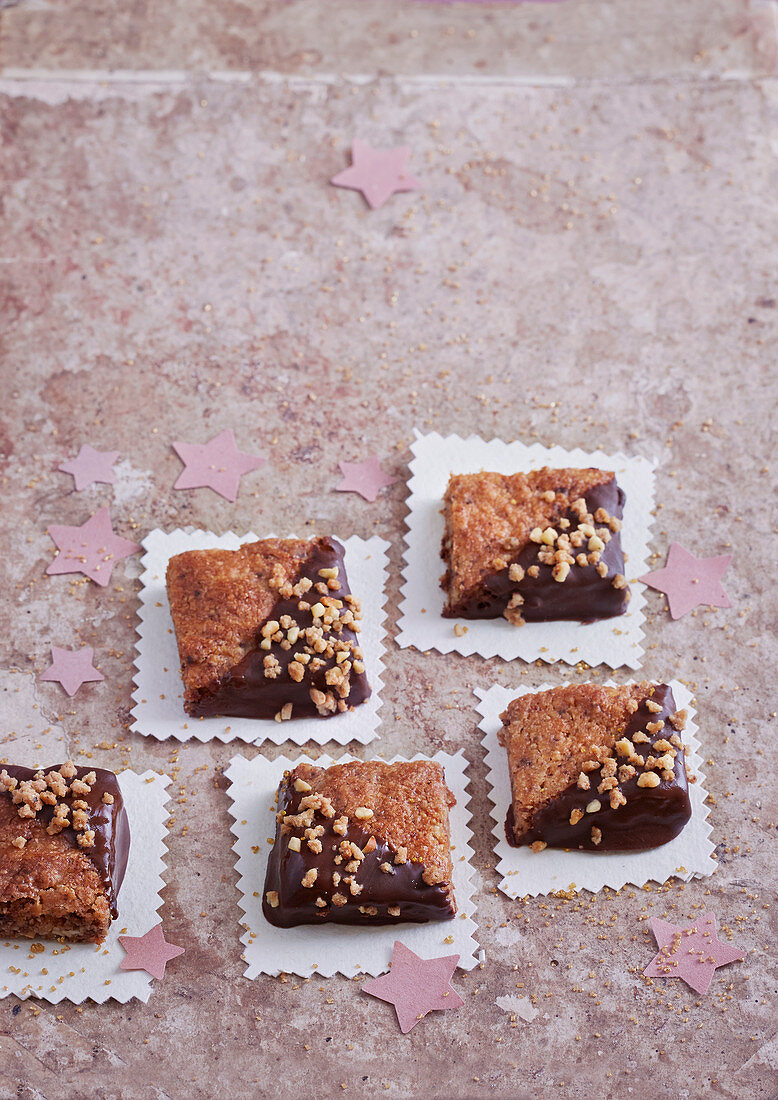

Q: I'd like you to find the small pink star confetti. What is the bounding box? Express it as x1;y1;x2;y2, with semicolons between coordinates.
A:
58;444;119;491
119;923;185;981
639;542;732;619
46;506;141;587
172;428;265;502
330;139;423;210
39;645;104;697
335;456;397;502
644;913;743;995
362;941;463;1033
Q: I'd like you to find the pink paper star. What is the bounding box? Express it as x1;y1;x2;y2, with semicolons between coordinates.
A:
362;941;463;1033
335;456;397;502
331;139;423;210
172;428;265;502
119;923;185;981
46;506;141;587
58;444;119;491
39;645;104;697
644;913;743;995
639;542;732;619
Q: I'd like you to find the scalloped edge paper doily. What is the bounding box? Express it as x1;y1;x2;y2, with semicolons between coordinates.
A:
225;750;479;978
397;431;656;669
478;680;715;898
131;530;389;746
0;770;171;1003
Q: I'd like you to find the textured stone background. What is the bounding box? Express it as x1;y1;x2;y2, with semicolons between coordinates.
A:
0;1;777;1097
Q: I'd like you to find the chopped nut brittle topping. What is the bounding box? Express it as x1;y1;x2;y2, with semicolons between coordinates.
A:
557;690;687;842
552;561;570;583
264;562;367;708
503;499;626;619
0;763;102;847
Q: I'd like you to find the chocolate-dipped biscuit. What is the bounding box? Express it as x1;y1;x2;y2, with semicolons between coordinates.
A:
263;760;456;927
499;683;692;852
166;536;370;721
440;467;629;624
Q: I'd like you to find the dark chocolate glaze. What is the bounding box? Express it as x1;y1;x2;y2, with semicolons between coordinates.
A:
506;684;691;852
262;774;455;928
2;765;130;917
445;477;630;622
191;537;371;720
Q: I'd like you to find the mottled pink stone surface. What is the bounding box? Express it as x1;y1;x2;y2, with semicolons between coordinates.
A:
0;1;777;1096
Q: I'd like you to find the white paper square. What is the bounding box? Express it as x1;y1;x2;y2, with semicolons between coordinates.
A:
478;680;716;898
132;530;389;746
397;430;656;669
226;750;479;977
1;770;171;1003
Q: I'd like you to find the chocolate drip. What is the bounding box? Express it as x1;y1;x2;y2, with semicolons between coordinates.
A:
507;684;692;852
2;765;130;917
191;537;370;720
263;776;455;928
448;478;629;622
